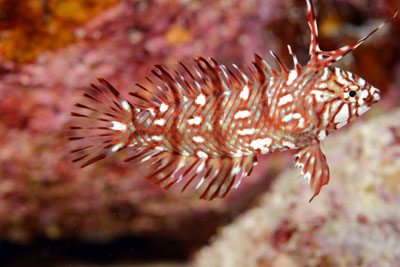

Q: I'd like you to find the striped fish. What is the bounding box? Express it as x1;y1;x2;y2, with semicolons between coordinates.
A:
68;0;398;201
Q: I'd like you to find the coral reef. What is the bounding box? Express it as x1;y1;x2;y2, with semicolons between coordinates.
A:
192;108;400;267
0;0;119;62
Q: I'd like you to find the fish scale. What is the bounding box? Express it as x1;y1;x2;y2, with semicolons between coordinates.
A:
67;0;398;201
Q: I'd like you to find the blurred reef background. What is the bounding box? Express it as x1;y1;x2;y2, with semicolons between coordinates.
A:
0;0;399;266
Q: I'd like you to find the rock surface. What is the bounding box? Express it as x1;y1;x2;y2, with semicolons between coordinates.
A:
193;108;400;267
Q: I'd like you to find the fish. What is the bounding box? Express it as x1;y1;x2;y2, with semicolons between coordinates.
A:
67;0;398;202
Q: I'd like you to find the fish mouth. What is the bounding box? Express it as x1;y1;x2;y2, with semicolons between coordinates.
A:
371;86;380;102
366;86;380;105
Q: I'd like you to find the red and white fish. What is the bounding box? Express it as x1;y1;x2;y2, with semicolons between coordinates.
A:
68;0;398;201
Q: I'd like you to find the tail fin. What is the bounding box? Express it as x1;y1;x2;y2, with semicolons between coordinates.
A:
67;78;134;168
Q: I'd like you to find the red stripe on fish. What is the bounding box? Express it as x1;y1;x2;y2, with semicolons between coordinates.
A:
67;0;397;201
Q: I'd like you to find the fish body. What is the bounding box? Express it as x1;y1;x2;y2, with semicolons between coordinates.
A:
68;0;397;201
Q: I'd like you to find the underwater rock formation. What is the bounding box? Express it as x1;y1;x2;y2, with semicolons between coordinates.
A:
193;108;400;267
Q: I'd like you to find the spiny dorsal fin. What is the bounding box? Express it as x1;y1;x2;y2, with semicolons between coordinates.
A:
123;148;257;200
305;0;398;68
287;45;302;73
253;53;275;84
195;57;226;96
269;50;289;75
128;57;255;110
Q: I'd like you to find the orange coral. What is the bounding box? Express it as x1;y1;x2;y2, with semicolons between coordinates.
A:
0;0;119;62
166;24;193;45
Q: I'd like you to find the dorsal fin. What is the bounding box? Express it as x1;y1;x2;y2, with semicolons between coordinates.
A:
269;50;289;75
287;45;301;73
128;57;254;110
195;57;225;96
252;53;278;84
305;0;398;68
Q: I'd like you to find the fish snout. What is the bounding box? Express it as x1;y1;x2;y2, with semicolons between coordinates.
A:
365;86;380;105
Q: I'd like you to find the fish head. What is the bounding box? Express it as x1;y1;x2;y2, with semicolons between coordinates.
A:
311;67;380;134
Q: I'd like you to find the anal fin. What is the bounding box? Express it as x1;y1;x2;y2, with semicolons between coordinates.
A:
123;149;257;200
294;143;330;202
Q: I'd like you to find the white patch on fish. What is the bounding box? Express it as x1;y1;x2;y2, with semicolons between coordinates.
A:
286;70;298;85
111;121;127;131
193;136;205;143
188;116;202;125
234;110;251;119
154;119;166;126
278;94;293;106
195;94;206;106
237;128;256;135
334;104;349;123
250;138;272;153
240;85;250;100
196;151;208;158
159;103;169;113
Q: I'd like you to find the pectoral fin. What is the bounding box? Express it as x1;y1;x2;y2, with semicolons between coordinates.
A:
294;143;330;202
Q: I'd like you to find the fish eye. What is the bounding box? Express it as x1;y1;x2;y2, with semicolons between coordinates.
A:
342;86;359;102
349;90;356;97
